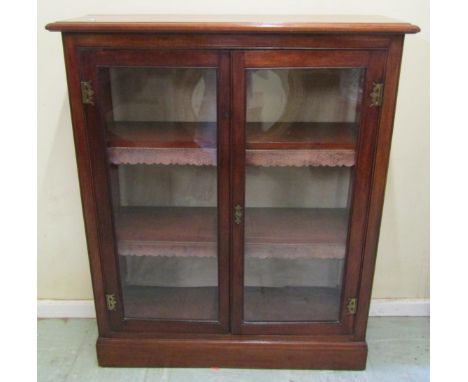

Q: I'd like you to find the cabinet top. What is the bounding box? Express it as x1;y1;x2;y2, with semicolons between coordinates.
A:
46;14;420;34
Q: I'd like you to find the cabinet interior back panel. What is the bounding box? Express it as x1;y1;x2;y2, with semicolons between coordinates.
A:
119;165;350;208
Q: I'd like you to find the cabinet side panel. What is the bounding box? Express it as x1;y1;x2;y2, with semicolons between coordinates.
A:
354;36;405;339
61;34;110;335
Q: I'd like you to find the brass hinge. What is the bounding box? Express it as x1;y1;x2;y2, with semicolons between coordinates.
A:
105;294;117;311
347;298;357;315
370;82;384;107
80;80;95;105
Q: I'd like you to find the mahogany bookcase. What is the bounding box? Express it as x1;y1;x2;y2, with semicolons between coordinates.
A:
46;15;419;369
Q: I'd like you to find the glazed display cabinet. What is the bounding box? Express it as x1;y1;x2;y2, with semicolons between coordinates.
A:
46;15;419;369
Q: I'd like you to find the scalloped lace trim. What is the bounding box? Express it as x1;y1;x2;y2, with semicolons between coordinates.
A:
119;241;345;259
108;147;355;167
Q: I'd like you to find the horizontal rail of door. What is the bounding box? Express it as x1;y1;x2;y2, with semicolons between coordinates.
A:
242;50;371;67
81;48;221;67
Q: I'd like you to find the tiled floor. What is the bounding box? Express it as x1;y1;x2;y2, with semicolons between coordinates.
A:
38;317;429;381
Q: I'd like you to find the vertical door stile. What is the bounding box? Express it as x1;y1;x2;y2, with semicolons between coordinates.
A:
230;52;247;334
217;51;232;332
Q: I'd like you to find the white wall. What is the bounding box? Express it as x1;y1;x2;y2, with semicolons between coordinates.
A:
38;0;429;300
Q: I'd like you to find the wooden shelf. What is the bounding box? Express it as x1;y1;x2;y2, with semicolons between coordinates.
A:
247;122;356;167
122;285;339;322
107;122;217;166
108;121;356;149
106;121;356;167
115;207;218;258
115;207;348;259
247;122;357;150
107;121;217;148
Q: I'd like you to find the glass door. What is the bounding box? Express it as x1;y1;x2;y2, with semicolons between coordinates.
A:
231;50;385;335
80;50;230;333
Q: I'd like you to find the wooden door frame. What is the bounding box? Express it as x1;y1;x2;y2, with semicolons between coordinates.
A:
230;49;387;335
78;48;231;334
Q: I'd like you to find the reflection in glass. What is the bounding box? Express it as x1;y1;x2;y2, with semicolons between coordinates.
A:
244;69;364;322
101;67;219;320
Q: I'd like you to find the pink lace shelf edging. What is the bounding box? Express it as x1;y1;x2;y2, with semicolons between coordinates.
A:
246;149;355;167
118;241;345;260
107;147;355;167
107;147;217;166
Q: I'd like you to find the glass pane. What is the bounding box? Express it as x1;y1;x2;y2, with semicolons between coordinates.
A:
244;68;364;322
101;67;218;320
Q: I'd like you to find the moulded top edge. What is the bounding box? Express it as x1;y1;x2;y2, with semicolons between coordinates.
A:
45;14;420;34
